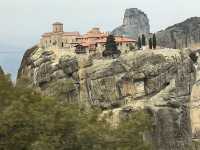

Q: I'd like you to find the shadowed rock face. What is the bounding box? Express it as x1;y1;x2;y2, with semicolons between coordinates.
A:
18;47;196;150
112;8;150;39
157;17;200;49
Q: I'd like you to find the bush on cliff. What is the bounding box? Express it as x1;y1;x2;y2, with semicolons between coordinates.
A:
0;66;4;75
0;73;152;150
189;52;198;63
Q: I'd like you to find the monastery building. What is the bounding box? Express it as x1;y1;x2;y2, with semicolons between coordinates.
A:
39;22;136;54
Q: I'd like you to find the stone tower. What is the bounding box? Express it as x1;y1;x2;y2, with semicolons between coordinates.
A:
53;22;63;33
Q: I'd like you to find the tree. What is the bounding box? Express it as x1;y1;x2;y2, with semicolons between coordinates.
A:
174;39;177;49
142;34;146;46
105;35;117;52
103;35;121;57
138;36;142;49
153;34;157;49
0;66;4;75
149;38;153;49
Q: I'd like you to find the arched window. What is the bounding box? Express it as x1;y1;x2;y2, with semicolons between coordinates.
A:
62;42;64;47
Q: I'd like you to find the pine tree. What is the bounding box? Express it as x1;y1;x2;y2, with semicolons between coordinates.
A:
105;34;117;52
149;38;153;49
174;39;177;49
142;34;146;46
103;34;120;57
138;36;142;49
153;33;157;49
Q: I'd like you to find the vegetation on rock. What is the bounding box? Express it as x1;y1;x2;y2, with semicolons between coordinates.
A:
0;66;4;75
189;52;198;63
129;43;135;51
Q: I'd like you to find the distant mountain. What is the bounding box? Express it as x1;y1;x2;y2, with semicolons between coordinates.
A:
156;17;200;49
112;8;150;39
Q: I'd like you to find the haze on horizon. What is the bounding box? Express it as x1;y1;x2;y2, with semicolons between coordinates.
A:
0;0;199;78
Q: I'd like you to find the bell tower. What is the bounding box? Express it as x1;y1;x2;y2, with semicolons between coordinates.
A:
53;22;63;33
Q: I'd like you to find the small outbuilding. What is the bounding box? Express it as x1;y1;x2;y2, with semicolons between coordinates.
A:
74;44;87;54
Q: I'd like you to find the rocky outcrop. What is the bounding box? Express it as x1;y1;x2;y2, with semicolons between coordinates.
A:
17;47;80;102
18;46;196;150
112;8;150;39
17;45;38;79
157;17;200;49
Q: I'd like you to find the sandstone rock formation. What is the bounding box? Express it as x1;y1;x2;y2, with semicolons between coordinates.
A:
157;17;200;49
18;46;196;150
112;8;150;39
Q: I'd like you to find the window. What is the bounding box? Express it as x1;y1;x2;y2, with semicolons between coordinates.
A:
62;42;64;47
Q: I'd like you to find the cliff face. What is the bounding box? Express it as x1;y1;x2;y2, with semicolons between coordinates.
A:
157;17;200;49
112;8;150;39
17;46;196;150
191;50;200;140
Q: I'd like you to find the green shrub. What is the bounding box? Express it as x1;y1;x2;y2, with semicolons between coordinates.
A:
189;52;198;63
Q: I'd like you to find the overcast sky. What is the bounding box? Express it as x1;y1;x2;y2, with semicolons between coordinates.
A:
0;0;200;78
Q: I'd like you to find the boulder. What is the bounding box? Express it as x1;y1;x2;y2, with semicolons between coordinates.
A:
59;55;79;76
